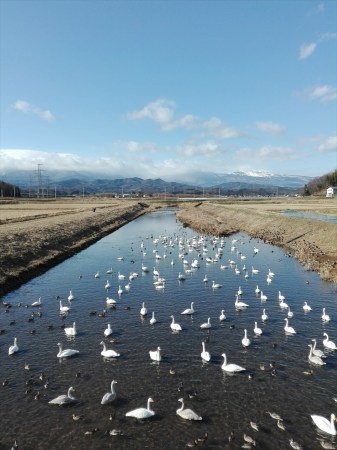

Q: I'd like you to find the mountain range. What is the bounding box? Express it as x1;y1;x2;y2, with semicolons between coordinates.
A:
2;169;313;196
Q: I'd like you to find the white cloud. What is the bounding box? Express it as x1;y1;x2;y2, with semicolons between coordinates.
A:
299;42;317;60
237;145;296;162
256;121;285;135
308;85;337;102
299;32;336;60
203;117;241;139
178;141;222;157
12;100;55;122
318;136;337;153
127;99;240;139
127;99;175;129
298;85;337;102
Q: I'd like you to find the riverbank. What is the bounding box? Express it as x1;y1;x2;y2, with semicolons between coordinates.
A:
0;198;150;297
1;197;337;297
176;198;337;283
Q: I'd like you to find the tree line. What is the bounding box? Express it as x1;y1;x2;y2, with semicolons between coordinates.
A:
303;169;337;195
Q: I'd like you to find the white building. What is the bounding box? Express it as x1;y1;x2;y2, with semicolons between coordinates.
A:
326;186;336;198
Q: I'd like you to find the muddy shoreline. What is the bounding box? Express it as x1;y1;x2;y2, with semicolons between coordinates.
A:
1;197;336;297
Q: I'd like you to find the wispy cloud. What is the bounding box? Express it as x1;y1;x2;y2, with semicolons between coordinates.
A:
299;32;337;60
297;84;337;102
256;121;285;135
237;145;296;162
299;42;317;60
178;141;222;157
318;136;337;153
12;100;55;122
127;99;240;139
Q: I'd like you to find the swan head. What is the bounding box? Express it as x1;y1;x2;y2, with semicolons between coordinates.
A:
178;397;183;403
157;347;161;351
57;342;61;346
100;341;105;346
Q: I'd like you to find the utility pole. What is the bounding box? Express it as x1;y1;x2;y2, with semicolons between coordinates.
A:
37;164;43;198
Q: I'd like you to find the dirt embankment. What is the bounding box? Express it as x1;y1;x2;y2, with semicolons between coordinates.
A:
176;200;337;283
0;199;150;297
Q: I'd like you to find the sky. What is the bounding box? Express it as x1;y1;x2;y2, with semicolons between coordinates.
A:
0;0;336;184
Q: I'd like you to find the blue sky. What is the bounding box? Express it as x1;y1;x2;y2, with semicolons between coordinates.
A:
0;0;336;184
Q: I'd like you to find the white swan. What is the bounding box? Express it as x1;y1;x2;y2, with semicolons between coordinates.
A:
178;272;186;281
95;271;100;279
308;344;326;366
140;302;147;316
201;342;210;362
311;413;336;435
260;291;268;301
322;308;330;322
176;398;202;421
149;346;161;362
219;309;226;321
203;275;208;283
284;318;296;335
104;324;113;337
117;285;123;295
311;339;326;358
101;380;117;405
212;281;222;289
8;337;19;355
64;322;77;336
303;301;312;312
48;386;76;405
150;312;157;325
170;315;182;332
221;353;245;373
57;342;79;358
237;286;243;296
323;333;337;350
255;285;260;294
261;308;268;321
252;266;259;274
118;272;125;280
125;397;155;419
68;290;74;301
254;322;263;335
200;318;211;329
100;341;120;358
235;295;249;309
59;301;70;313
181;302;195;315
287;307;294;318
106;297;116;306
106;267;113;274
242;329;251;347
31;297;42;307
279;300;289;309
105;280;111;290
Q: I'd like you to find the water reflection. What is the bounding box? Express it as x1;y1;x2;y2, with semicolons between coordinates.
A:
0;209;336;449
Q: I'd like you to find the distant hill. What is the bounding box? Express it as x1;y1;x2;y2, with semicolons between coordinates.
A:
2;169;314;197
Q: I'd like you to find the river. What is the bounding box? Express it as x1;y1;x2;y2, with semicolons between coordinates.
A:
1;209;336;449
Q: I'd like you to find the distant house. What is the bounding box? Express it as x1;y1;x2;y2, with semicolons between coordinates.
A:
326;186;336;198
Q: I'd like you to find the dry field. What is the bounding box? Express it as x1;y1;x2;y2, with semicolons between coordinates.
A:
1;196;336;297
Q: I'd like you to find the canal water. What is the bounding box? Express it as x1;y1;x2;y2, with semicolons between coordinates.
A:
0;208;336;449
